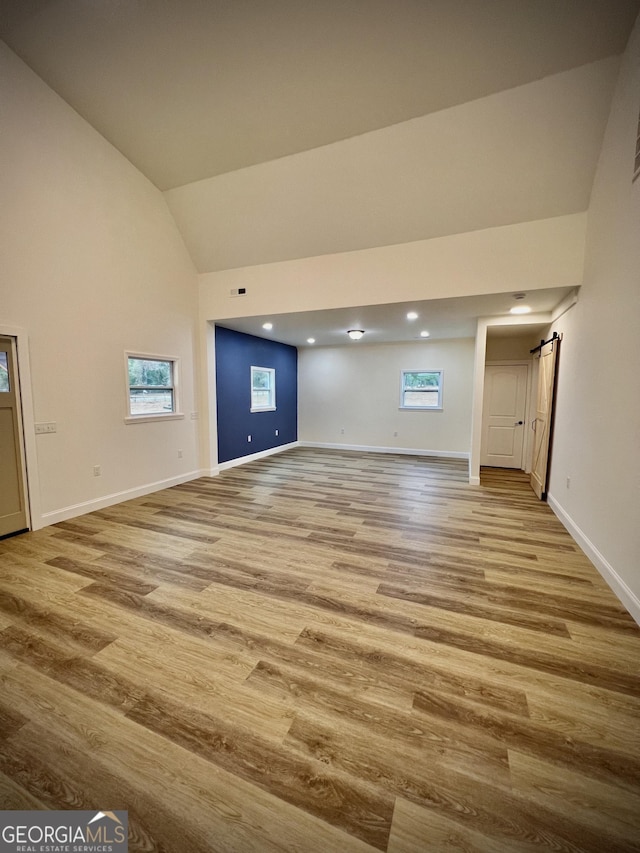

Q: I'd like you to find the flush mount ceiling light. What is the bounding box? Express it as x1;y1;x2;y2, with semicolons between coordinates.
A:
347;329;365;341
420;330;430;337
262;322;273;330
510;293;531;315
407;311;418;320
306;337;315;344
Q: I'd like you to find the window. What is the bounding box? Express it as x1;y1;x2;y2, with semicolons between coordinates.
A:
126;353;182;422
400;370;443;410
251;366;276;411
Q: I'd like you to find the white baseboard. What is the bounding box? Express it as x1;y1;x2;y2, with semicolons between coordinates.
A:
299;441;469;460
547;494;640;627
468;476;481;486
216;441;300;473
37;469;208;528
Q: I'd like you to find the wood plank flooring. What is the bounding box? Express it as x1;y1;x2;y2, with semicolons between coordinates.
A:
1;447;639;851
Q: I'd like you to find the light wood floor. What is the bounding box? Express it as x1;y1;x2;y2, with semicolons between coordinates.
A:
1;448;639;852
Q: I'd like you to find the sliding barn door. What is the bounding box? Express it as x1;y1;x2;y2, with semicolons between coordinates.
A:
530;338;559;500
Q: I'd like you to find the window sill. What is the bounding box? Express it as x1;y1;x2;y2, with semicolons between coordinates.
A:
124;413;185;424
250;406;277;413
399;406;443;412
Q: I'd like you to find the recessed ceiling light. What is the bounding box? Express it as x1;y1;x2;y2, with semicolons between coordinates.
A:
407;311;418;320
420;330;430;337
307;338;315;344
510;306;531;315
262;322;273;330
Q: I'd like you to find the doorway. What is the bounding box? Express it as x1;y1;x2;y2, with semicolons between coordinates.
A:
0;335;29;537
480;363;529;469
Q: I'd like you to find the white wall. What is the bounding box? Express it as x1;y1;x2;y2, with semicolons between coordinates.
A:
485;333;541;362
299;339;474;455
0;44;200;526
546;19;640;620
200;213;587;321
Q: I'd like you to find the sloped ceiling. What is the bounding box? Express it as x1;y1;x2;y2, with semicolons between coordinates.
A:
1;0;638;275
165;58;619;272
1;0;638;190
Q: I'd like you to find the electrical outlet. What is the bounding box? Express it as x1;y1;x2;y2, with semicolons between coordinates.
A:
247;435;252;442
566;476;571;489
275;429;279;436
393;431;398;437
190;412;199;420
340;428;345;435
178;449;183;458
93;465;101;477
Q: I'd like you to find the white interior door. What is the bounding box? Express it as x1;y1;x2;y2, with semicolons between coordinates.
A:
530;339;559;499
481;364;528;469
0;336;29;537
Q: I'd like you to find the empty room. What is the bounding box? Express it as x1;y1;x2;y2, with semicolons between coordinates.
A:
1;2;640;851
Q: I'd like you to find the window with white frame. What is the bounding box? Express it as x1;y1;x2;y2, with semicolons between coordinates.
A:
251;366;276;412
400;370;443;410
126;353;182;421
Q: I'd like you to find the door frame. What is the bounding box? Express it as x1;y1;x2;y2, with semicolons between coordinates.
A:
484;359;534;473
0;325;40;530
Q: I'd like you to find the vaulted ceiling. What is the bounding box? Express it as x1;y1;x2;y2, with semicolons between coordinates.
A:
2;0;639;277
2;0;638;188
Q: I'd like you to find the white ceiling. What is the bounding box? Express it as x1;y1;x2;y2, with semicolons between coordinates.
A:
217;287;573;347
165;58;619;272
1;1;635;343
1;0;638;190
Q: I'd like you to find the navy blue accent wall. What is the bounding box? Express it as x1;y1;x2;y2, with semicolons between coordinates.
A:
215;325;298;464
